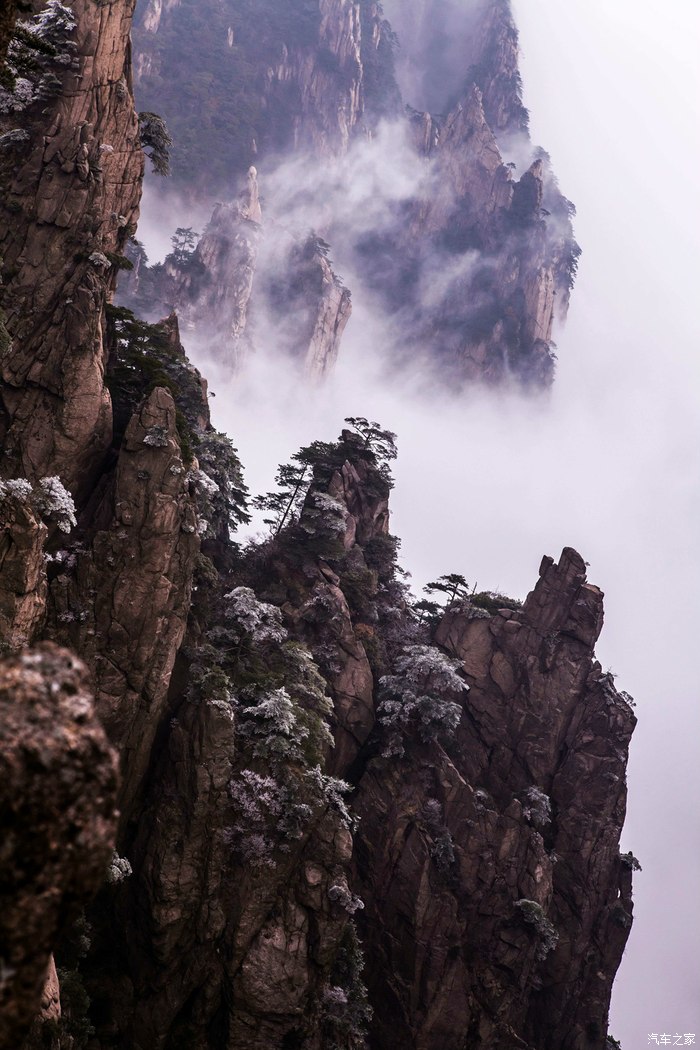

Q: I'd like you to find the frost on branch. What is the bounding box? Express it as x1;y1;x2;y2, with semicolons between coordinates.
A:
0;475;76;533
33;476;77;533
227;771;314;867
142;425;169;448
186;467;220;539
0;1;78;116
515;899;559;960
224;586;287;644
237;687;309;762
301;489;348;539
378;644;467;756
328;876;364;914
106;852;133;885
521;786;552;828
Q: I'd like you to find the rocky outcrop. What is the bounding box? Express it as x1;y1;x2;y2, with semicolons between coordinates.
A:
262;234;353;380
120;189;352;380
353;547;635;1048
170;186;262;367
124;0;577;387
0;644;118;1050
48;386;199;818
0;0;143;496
0;489;47;649
132;0;370;194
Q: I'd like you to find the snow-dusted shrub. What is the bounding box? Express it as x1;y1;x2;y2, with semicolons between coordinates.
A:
378;644;467;755
1;2;77;115
237;687;308;762
321;923;372;1050
224;586;287;644
33;476;77;533
227;771;313;867
301;490;347;538
422;798;455;874
88;251;110;270
515;899;559;960
194;429;249;533
186;467;220;539
305;766;354;831
328;877;364;914
0;478;33;502
521;786;552;828
142;425;169;447
106;852;133;885
620;851;642;872
0;475;76;533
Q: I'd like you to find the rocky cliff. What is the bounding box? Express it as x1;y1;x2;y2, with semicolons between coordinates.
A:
0;3;633;1050
122;0;578;387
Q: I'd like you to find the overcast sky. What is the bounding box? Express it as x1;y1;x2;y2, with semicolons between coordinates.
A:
512;2;700;1043
138;2;700;1042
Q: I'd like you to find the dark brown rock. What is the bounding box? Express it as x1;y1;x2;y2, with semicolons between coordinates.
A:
0;0;143;495
0;489;47;649
48;387;199;819
353;548;636;1049
0;644;118;1050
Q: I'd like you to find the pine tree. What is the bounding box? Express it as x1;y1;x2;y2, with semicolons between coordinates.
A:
423;573;471;607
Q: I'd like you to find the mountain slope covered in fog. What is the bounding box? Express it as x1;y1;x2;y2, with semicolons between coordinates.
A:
123;0;579;387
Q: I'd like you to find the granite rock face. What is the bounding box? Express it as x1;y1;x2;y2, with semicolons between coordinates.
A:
123;0;577;387
0;644;118;1050
0;0;144;496
354;547;636;1048
48;385;200;819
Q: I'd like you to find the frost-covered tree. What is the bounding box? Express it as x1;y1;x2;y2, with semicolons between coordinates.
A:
0;474;76;533
378;644;467;755
521;787;552;828
106;852;133;885
321;923;372;1050
300;489;347;541
0;0;77;116
237;686;308;761
224;586;287;644
514;899;559;960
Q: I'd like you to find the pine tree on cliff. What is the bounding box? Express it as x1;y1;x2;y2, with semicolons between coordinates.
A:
424;573;471;607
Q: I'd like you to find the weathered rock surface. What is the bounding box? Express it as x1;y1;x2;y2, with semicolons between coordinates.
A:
120;189;352;380
0;490;47;649
48;386;199;818
132;0;368;193
0;0;143;495
353;547;636;1048
0;644;118;1050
